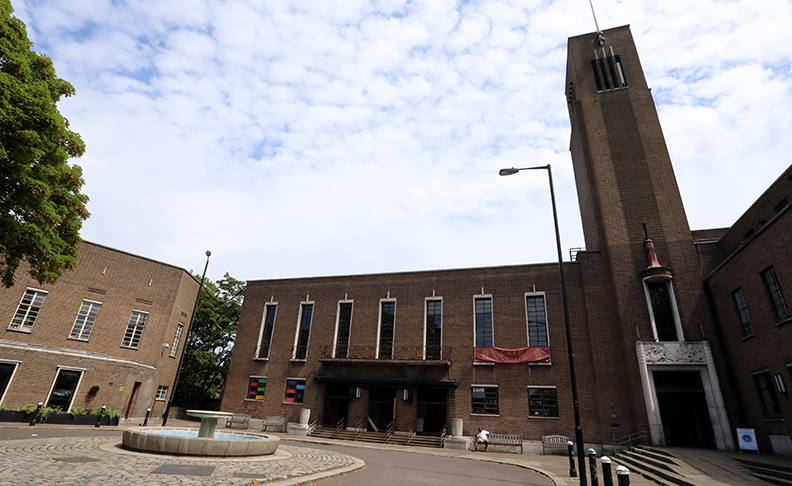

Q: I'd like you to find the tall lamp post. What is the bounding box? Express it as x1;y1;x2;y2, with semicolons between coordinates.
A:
500;165;587;486
162;250;211;426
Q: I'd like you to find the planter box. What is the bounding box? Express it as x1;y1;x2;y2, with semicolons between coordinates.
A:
0;410;118;426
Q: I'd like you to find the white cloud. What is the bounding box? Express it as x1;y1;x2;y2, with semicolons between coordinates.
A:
10;0;792;283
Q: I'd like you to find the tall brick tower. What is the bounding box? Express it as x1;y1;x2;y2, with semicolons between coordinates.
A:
565;26;735;450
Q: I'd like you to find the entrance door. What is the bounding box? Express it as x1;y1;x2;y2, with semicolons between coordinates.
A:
417;387;447;435
125;381;141;419
323;383;350;427
653;370;715;448
367;387;396;431
47;369;82;411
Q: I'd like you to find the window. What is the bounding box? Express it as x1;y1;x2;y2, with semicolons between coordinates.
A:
121;310;148;349
335;302;353;358
247;377;267;401
471;385;498;415
170;323;184;358
69;300;102;341
474;297;493;347
0;361;19;405
754;371;783;419
378;301;395;359
47;368;82;411
425;299;442;360
528;387;558;417
155;385;168;401
644;280;682;341
732;289;753;337
591;54;628;92
525;294;549;346
256;304;277;359
293;303;313;360
284;378;305;403
762;267;790;323
8;288;47;332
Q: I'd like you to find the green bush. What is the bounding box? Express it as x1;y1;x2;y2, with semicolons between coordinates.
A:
16;404;37;414
69;406;88;416
89;385;100;394
92;406;122;420
37;406;60;422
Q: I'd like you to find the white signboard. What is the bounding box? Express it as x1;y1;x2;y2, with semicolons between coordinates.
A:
736;428;758;452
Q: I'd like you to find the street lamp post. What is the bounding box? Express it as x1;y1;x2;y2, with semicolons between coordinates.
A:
162;250;211;427
500;165;587;486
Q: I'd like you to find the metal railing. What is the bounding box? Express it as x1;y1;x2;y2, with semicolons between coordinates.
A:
613;429;660;449
319;345;451;361
334;417;346;438
439;424;447;446
385;421;395;443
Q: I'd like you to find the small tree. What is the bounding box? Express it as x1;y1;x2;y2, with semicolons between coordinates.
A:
174;273;244;409
0;2;89;287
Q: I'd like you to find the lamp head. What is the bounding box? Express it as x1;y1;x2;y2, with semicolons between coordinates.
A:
499;168;520;176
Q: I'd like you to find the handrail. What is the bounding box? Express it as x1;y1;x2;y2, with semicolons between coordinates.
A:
440;424;447;445
354;418;365;439
307;418;319;436
614;430;653;448
385;421;395;442
335;416;346;438
406;422;416;445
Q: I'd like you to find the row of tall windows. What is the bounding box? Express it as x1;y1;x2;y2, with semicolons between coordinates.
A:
731;266;790;338
6;288;184;354
255;294;550;361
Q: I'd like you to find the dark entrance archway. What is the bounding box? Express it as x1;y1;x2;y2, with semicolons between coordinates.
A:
323;383;350;427
416;387;447;435
367;388;396;431
653;370;715;448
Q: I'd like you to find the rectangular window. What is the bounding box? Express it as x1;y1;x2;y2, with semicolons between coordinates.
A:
8;288;48;332
732;289;753;337
425;299;442;360
293;303;313;360
762;267;790;323
645;281;680;341
284;378;305;403
121;310;148;349
525;294;549;346
47;368;82;411
170;323;184;358
528;387;558;418
754;371;783;419
0;361;19;405
247;376;267;401
335;302;353;358
378;301;395;360
474;297;493;347
69;300;102;341
256;304;277;359
155;385;168;401
471;385;499;415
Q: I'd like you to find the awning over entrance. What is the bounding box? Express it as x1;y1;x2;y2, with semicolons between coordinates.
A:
314;375;458;388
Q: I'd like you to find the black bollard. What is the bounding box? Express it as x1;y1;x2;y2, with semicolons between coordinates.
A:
29;402;43;426
567;441;577;477
141;408;151;426
95;404;106;428
601;456;613;486
615;465;630;486
588;448;599;486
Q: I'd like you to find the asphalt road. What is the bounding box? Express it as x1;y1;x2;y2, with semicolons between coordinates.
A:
281;440;553;486
0;428;551;486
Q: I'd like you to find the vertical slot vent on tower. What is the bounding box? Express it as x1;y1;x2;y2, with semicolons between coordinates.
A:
592;49;628;93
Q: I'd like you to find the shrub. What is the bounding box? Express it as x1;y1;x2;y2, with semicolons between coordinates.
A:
69;406;88;416
88;385;100;394
16;404;37;414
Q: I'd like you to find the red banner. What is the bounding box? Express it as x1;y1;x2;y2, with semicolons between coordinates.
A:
475;346;550;364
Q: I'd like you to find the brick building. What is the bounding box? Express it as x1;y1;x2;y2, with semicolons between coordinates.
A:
222;25;791;455
0;241;200;420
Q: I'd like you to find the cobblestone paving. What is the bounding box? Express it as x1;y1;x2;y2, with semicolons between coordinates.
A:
0;437;358;486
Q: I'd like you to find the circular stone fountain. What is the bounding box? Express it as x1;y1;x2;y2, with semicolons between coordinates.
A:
122;410;280;457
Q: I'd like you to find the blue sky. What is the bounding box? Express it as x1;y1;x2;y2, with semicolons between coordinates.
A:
12;0;792;283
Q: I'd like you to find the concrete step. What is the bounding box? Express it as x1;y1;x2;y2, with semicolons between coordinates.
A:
308;427;442;448
615;451;698;486
736;458;792;476
747;471;792;486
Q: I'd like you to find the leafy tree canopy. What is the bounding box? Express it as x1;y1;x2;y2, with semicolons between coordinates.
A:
0;1;88;287
173;273;244;409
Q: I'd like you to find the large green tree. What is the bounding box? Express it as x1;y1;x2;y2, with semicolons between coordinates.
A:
0;1;88;288
174;273;244;409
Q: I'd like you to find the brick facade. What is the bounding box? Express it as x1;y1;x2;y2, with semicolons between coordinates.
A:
0;241;200;420
222;25;792;455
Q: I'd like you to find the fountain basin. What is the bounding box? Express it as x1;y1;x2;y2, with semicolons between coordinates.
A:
122;427;280;456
